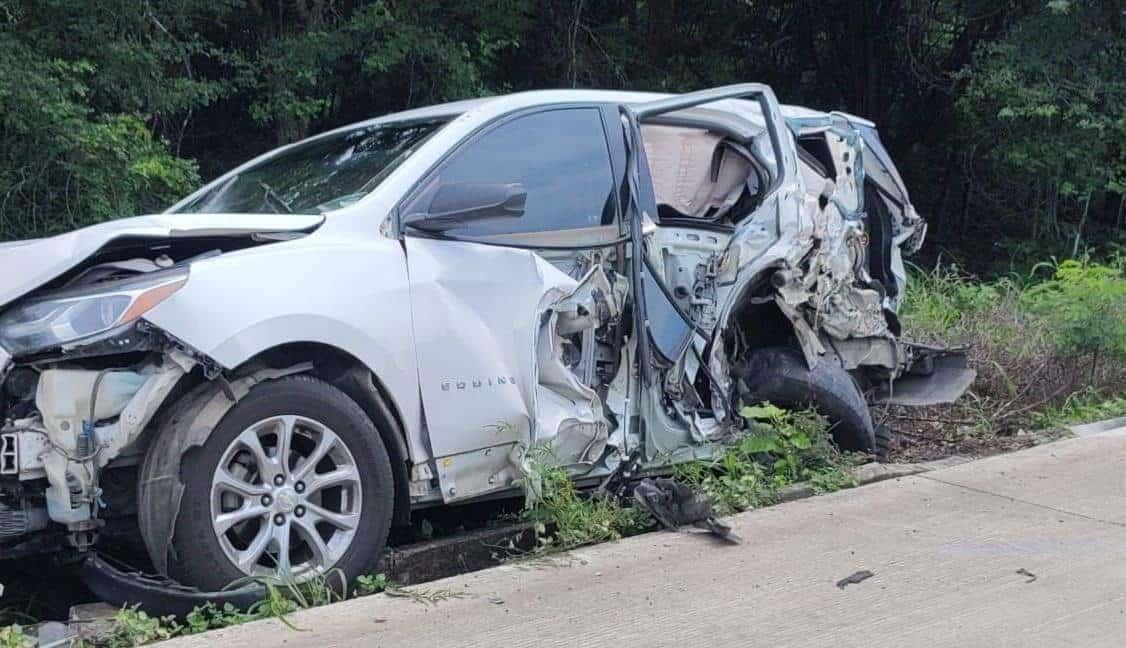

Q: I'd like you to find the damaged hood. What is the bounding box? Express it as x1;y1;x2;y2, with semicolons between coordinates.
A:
0;213;324;309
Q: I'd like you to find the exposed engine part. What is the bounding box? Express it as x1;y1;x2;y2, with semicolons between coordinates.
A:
0;428;16;474
532;266;623;465
31;352;195;526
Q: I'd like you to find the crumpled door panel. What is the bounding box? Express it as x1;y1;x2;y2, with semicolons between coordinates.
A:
534;266;621;466
406;238;620;501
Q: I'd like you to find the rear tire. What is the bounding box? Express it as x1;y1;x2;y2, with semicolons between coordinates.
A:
736;346;876;452
146;375;394;591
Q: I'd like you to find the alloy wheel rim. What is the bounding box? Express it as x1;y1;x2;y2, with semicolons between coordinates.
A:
209;415;363;578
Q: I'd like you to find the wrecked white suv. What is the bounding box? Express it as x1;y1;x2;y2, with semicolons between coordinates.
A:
0;85;971;595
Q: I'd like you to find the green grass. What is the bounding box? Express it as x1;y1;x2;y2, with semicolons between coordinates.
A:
1029;390;1126;430
674;404;860;514
63;567;397;646
353;573;392;597
897;255;1125;438
521;445;651;552
519;404;859;551
0;625;30;648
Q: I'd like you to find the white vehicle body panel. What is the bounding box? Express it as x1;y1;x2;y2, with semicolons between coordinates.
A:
405;238;616;500
142;233;426;459
0;213;324;309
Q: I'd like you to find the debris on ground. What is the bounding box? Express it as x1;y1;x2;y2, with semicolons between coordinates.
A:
883;413;1041;463
633;478;742;544
384;586;472;606
835;570;875;589
1016;568;1037;583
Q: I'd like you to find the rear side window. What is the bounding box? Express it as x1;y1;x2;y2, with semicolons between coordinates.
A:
409;108;616;236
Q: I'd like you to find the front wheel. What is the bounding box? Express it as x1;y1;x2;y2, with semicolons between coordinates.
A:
147;375;394;591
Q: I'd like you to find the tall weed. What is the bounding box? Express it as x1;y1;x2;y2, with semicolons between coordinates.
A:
891;255;1124;457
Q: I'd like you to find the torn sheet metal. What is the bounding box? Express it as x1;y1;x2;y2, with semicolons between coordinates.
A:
406;238;623;501
533;266;621;466
406;238;566;501
0;213;323;310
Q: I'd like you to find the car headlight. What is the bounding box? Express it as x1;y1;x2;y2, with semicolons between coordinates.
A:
0;268;188;356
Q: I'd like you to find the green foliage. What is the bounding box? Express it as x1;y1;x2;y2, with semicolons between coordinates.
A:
521;414;857;554
0;625;30;648
737;404;859;492
896;256;1124;443
675;404;858;515
67;115;199;224
354;573;393;597
181;602;258;635
521;445;650;552
1029;389;1126;431
104;606;181;647
246;583;302;630
953;1;1124;247
242;1;523;142
673;439;773;516
0;31;199;238
900;264;1006;338
1022;258;1126;360
90;568;358;645
1;0;1121;259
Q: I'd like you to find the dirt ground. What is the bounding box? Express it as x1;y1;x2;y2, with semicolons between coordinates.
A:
879;404;1046;463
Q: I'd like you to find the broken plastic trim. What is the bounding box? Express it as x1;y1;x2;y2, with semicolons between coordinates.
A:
137;362;315;575
79;553;265;619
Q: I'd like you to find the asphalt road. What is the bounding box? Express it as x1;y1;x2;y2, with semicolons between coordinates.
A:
163;428;1126;647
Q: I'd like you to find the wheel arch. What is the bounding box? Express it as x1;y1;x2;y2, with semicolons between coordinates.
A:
716;261;834;373
229;341;413;527
716;265;798;359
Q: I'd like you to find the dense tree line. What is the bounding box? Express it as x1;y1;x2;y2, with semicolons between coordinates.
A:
0;0;1121;269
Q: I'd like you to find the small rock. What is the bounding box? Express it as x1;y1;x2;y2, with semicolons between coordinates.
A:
68;602;119;644
34;622;77;647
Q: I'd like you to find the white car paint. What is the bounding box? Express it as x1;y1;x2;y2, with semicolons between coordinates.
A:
0;213;324;309
142;232;428;461
0;85;940;577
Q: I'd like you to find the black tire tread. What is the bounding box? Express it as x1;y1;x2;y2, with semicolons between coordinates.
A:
150;375;394;591
737;346;876;452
